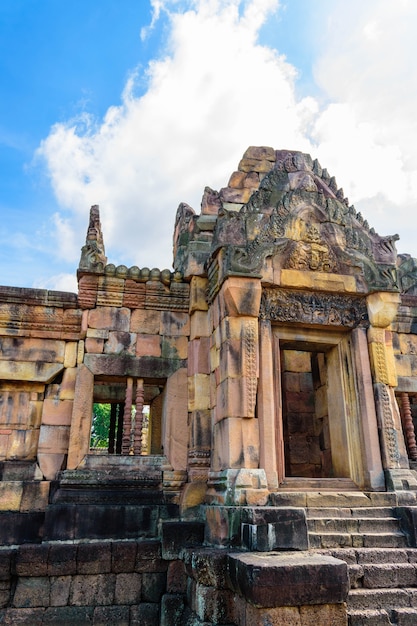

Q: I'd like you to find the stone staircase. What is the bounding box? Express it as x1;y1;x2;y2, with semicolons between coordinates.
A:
303;492;417;625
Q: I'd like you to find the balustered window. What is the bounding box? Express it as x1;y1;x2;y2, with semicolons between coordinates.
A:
89;376;164;456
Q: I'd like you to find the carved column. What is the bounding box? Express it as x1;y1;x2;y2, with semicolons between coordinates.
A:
366;292;417;490
399;392;417;461
122;377;134;455
206;276;268;506
133;378;144;455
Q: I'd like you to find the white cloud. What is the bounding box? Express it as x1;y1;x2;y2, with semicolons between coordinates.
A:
310;0;417;254
33;273;78;293
37;0;417;275
37;0;316;271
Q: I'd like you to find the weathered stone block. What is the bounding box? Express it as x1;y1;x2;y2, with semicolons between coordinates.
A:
130;309;161;334
166;560;187;594
104;331;136;355
188;374;210;412
161;335;188;359
0;549;14;582
136;334;161;358
76;542;111;574
188;338;210;375
37;452;65;481
227;552;349;607
161;522;205;560
0;580;10;609
141;572;167;602
64;342;77;368
59;367;77;400
0;481;23;511
160;311;190;336
299;603;347;625
220;187;252;203
194;583;238;624
69;573;115;606
15;544;50;576
12;576;50;608
160;593;185;626
114;572;141;604
0;337;65;363
7;428;39;461
43;606;94;624
1;607;46;624
189;276;209;313
50;576;71;607
135;540;165;573
93;605;130;625
212;417;259;470
37;425;69;454
131;603;160;626
88;306;130;332
238;157;274;173
183;548;229;587
190;310;210;340
245;604;302;626
48;544;77;576
218;277;261;318
243;146;276;161
112;541;137;573
241;508;308;551
41;399;73;426
282;349;312;373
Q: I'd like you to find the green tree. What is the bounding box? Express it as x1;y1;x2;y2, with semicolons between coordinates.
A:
90;403;111;448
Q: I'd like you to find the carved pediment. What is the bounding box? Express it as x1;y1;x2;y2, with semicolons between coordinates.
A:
173;147;401;294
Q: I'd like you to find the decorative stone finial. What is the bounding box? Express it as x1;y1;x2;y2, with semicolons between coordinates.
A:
78;205;107;274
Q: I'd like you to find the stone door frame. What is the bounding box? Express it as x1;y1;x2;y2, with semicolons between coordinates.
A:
258;321;385;491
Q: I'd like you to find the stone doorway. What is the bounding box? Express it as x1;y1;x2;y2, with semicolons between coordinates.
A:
280;346;333;479
271;327;374;490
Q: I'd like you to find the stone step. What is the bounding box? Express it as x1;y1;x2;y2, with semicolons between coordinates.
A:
348;608;392;626
356;563;417;589
309;532;408;549
349;607;417;626
347;587;417;611
317;547;417;565
271;491;399;509
307;507;397;518
307;517;400;534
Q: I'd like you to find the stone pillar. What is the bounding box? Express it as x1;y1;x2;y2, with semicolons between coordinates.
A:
181;277;211;515
67;364;94;469
258;319;279;489
367;292;417;490
207;276;268;505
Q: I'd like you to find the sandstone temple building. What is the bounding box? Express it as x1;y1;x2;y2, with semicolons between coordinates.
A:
2;147;417;624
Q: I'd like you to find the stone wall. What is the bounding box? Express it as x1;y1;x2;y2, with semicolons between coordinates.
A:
0;535;349;626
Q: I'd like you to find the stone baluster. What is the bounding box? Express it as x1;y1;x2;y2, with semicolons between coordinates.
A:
399;392;417;461
108;404;117;454
122;377;134;455
133;379;144;455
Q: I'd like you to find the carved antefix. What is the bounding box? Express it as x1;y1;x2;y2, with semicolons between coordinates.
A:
260;288;368;328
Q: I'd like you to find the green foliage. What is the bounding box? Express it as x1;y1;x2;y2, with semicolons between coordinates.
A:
90;403;111;448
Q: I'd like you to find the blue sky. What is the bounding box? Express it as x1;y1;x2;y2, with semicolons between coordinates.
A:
1;0;417;291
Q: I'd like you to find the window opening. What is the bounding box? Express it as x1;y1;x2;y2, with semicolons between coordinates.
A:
90;377;164;456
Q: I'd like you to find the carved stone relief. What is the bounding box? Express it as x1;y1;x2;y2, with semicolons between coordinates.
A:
260;288;368;328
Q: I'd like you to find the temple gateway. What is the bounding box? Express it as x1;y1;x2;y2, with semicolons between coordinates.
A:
2;147;417;624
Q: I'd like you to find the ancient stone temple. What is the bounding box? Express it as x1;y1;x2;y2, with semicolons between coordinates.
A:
2;147;417;624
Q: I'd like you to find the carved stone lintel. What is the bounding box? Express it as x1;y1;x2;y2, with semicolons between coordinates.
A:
260;288;368;328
